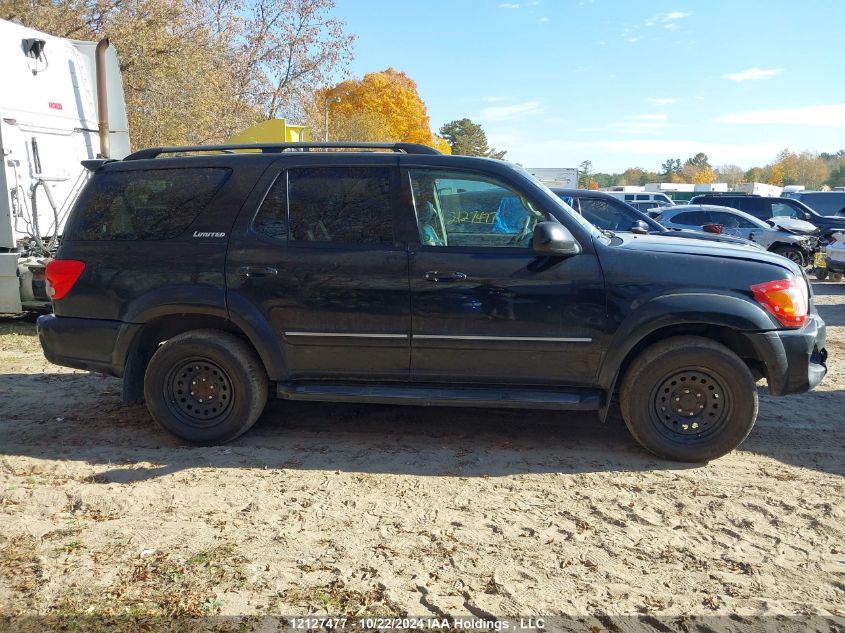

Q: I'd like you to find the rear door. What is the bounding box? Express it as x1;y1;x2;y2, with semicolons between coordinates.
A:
401;162;606;387
226;154;410;381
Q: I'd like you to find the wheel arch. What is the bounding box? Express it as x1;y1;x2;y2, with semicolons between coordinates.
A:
120;311;284;404
597;292;775;420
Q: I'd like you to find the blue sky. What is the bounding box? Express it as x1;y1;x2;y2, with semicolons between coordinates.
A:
332;0;844;173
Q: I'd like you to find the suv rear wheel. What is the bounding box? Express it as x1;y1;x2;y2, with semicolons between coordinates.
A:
144;329;268;444
620;336;758;462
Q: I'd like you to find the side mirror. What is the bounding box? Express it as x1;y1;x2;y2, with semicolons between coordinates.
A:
803;212;811;220
630;220;650;235
532;221;581;256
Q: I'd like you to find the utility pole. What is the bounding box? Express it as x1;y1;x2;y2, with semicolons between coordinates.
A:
324;96;341;142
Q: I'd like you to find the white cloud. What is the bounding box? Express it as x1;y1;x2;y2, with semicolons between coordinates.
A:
481;95;512;103
539;16;549;22
480;100;541;122
498;3;521;8
625;36;639;43
645;11;690;27
648;97;678;106
723;67;782;82
718;104;845;127
633;113;668;121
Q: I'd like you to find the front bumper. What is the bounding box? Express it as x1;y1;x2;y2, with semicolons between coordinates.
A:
37;314;139;377
744;313;827;396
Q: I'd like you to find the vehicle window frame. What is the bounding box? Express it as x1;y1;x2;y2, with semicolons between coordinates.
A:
407;167;553;252
250;164;401;251
65;166;232;241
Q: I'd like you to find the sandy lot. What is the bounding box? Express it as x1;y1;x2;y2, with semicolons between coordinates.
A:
0;283;843;631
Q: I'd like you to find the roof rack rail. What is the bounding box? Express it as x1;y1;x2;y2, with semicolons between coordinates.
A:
124;142;441;161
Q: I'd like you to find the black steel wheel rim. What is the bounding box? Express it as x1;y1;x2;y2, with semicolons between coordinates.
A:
164;357;234;428
649;367;733;442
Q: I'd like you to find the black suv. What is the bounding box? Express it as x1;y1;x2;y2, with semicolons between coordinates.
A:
38;142;828;461
690;194;845;237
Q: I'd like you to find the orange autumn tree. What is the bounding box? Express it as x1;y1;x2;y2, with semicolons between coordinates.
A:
313;68;450;152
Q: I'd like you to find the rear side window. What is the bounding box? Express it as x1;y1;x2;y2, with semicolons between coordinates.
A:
66;168;230;240
253;167;394;244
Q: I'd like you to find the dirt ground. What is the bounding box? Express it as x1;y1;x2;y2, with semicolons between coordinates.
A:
0;283;843;632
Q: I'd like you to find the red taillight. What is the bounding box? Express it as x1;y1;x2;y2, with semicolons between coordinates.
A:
45;259;85;300
751;278;808;328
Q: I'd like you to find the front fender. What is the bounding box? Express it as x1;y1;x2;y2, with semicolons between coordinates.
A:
598;291;777;394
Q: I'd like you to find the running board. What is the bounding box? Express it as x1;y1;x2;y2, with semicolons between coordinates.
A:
276;382;603;410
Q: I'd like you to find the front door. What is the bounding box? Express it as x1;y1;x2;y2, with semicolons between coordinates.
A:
226;156;410;381
404;167;606;387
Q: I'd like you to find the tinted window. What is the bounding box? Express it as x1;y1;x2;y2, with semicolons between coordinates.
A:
799;193;845;215
66;168;230;240
671;211;709;225
577;197;638;231
253;175;288;240
283;167;394;244
409;169;548;248
737;197;767;218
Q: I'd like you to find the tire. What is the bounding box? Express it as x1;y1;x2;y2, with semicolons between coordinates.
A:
143;329;268;444
815;268;829;280
771;245;805;266
620;336;758;462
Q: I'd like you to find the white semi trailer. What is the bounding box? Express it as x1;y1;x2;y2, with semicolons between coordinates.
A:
0;18;130;313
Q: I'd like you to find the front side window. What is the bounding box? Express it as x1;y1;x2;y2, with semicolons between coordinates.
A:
253;166;394;244
66;168;231;241
710;211;753;228
577;198;637;231
409;169;548;248
770;202;800;219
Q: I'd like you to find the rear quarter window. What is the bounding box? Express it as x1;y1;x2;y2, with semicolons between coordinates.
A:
64;167;231;241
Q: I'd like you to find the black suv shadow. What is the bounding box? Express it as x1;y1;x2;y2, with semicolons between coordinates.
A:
1;371;843;482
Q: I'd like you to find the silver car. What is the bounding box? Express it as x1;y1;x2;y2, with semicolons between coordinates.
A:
655;204;819;265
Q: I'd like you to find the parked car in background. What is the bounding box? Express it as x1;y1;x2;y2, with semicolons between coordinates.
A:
655;205;819;266
551;189;761;248
782;191;845;217
603;191;675;206
627;199;674;214
689;194;845;238
822;234;845;281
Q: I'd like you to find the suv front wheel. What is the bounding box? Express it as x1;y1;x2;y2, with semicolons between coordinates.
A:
620;336;758;462
144;329;268;444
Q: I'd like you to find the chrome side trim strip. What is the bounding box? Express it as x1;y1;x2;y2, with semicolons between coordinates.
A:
412;335;593;343
285;331;409;339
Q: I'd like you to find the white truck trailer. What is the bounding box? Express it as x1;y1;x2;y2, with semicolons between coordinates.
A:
0;19;130;313
525;167;579;189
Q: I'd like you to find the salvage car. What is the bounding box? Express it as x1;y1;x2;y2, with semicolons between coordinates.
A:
655;204;819;266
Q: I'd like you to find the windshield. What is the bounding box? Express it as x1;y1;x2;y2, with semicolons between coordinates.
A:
512;165;604;238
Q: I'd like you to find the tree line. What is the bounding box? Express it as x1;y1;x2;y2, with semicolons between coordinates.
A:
583;149;845;190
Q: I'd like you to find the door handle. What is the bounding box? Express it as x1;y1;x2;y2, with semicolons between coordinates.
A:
423;270;467;282
237;266;278;278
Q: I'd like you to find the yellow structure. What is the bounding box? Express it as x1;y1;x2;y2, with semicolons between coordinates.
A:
227;119;310;144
